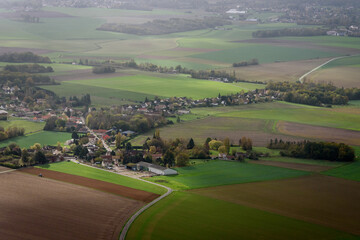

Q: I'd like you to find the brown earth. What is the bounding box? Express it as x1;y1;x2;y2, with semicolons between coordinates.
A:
0;171;143;240
0;47;53;55
0;166;11;172
132;117;304;147
277;121;360;146
309;66;360;88
0;11;73;18
52;70;132;81
19;167;159;203
236;38;360;55
192;174;360;236
222;58;334;82
249;160;333;172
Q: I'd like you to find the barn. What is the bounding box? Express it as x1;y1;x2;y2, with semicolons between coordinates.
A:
137;161;178;176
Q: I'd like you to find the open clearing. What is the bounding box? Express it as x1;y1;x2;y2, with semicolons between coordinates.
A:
37;161;166;195
21;167;158;202
192;175;360;236
126;191;359;240
277;121;360;146
0;171;143;240
147;160;307;190
0;131;71;148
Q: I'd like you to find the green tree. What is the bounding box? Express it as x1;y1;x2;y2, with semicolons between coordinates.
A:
187;138;195;149
163;150;175;167
176;152;189;167
223;137;230;154
34;151;47;164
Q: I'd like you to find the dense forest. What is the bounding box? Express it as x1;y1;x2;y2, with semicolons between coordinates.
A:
98;17;230;35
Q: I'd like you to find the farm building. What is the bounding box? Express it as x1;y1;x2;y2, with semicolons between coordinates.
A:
137;161;178;176
0;110;8;120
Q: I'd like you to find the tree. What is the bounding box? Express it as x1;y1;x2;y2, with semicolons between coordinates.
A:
149;146;157;154
223;137;230;154
187;138;195;149
21;148;30;166
30;143;41;151
34;151;47;164
126;142;132;151
208;140;223;150
115;133;126;149
72;132;79;140
176;152;189;167
163;150;175;167
218;145;227;154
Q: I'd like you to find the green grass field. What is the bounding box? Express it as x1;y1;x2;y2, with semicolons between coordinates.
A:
0;131;71;148
324;161;360;182
43;74;263;104
37;161;166;195
190;101;360;131
126;191;359;240
147;160;307;190
0;119;45;134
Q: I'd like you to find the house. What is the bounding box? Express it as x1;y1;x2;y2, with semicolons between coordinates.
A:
0;110;8;120
137;161;177;175
122;130;135;136
177;109;191;115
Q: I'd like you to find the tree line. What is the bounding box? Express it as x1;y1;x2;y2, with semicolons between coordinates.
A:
268;139;355;162
92;65;115;74
266;81;360;106
233;59;259;67
0;126;25;142
0;52;51;63
4;64;54;73
252;27;327;38
120;60;265;84
97;17;230;35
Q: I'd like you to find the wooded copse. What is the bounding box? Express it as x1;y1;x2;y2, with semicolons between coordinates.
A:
252;28;327;38
0;52;51;63
266;81;360;106
97;17;231;35
268;139;355;162
0;126;25;141
4;64;54;73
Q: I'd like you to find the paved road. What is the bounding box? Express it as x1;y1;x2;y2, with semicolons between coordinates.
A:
299;55;359;83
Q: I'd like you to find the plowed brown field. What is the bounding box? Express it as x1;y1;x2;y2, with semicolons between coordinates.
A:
192;175;360;236
0;171;143;240
20;167;159;203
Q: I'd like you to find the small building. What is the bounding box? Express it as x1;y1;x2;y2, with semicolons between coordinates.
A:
0;110;8;120
137;161;177;176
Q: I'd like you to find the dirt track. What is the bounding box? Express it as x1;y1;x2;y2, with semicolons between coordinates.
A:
0;171;143;240
249;160;333;172
192;175;360;236
20;167;159;203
